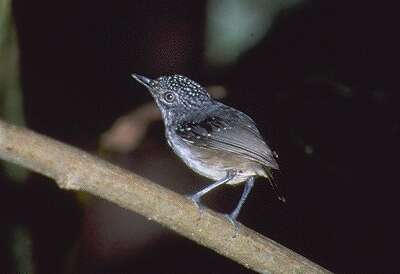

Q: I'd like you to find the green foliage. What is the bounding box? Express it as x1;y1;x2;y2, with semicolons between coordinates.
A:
0;0;28;182
12;226;35;274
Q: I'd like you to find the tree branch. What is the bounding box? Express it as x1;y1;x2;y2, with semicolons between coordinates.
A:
0;119;331;273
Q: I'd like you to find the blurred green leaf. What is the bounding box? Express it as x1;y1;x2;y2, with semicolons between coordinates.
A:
0;0;28;182
205;0;303;67
12;226;35;274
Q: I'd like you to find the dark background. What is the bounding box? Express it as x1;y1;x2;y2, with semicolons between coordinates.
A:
1;0;399;273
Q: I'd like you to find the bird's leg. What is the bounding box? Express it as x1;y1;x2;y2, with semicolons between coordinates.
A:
225;176;255;228
187;170;236;211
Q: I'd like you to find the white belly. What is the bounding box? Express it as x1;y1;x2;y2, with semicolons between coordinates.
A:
166;130;260;185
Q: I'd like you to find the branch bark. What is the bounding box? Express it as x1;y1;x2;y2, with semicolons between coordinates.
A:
0;119;331;273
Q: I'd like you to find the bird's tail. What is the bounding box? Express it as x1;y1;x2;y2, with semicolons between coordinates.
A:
264;168;286;203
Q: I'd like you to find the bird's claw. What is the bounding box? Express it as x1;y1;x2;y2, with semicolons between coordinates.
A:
185;194;205;215
224;213;240;232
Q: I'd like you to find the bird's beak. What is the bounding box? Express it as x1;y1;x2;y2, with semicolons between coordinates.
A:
131;73;153;89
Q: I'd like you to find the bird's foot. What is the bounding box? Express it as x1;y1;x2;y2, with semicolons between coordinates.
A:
185;194;205;215
224;213;240;233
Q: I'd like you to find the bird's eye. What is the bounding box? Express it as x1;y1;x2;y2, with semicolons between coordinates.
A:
163;92;175;103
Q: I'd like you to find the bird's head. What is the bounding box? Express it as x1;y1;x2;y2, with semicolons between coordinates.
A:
132;74;213;125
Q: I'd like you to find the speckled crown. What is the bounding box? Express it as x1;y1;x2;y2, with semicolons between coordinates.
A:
156;74;210;101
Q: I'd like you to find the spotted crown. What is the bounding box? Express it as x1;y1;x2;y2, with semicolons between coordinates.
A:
156;74;211;101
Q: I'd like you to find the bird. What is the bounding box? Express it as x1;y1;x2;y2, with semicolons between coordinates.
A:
132;73;284;225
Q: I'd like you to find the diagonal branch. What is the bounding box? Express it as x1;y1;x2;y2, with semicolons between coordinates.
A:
0;119;331;273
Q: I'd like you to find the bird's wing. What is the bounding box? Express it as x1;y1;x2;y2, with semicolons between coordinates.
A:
175;104;279;170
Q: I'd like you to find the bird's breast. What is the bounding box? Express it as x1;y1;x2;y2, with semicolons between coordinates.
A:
165;129;264;184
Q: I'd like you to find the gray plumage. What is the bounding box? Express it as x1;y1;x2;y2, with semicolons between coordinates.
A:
132;73;283;225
